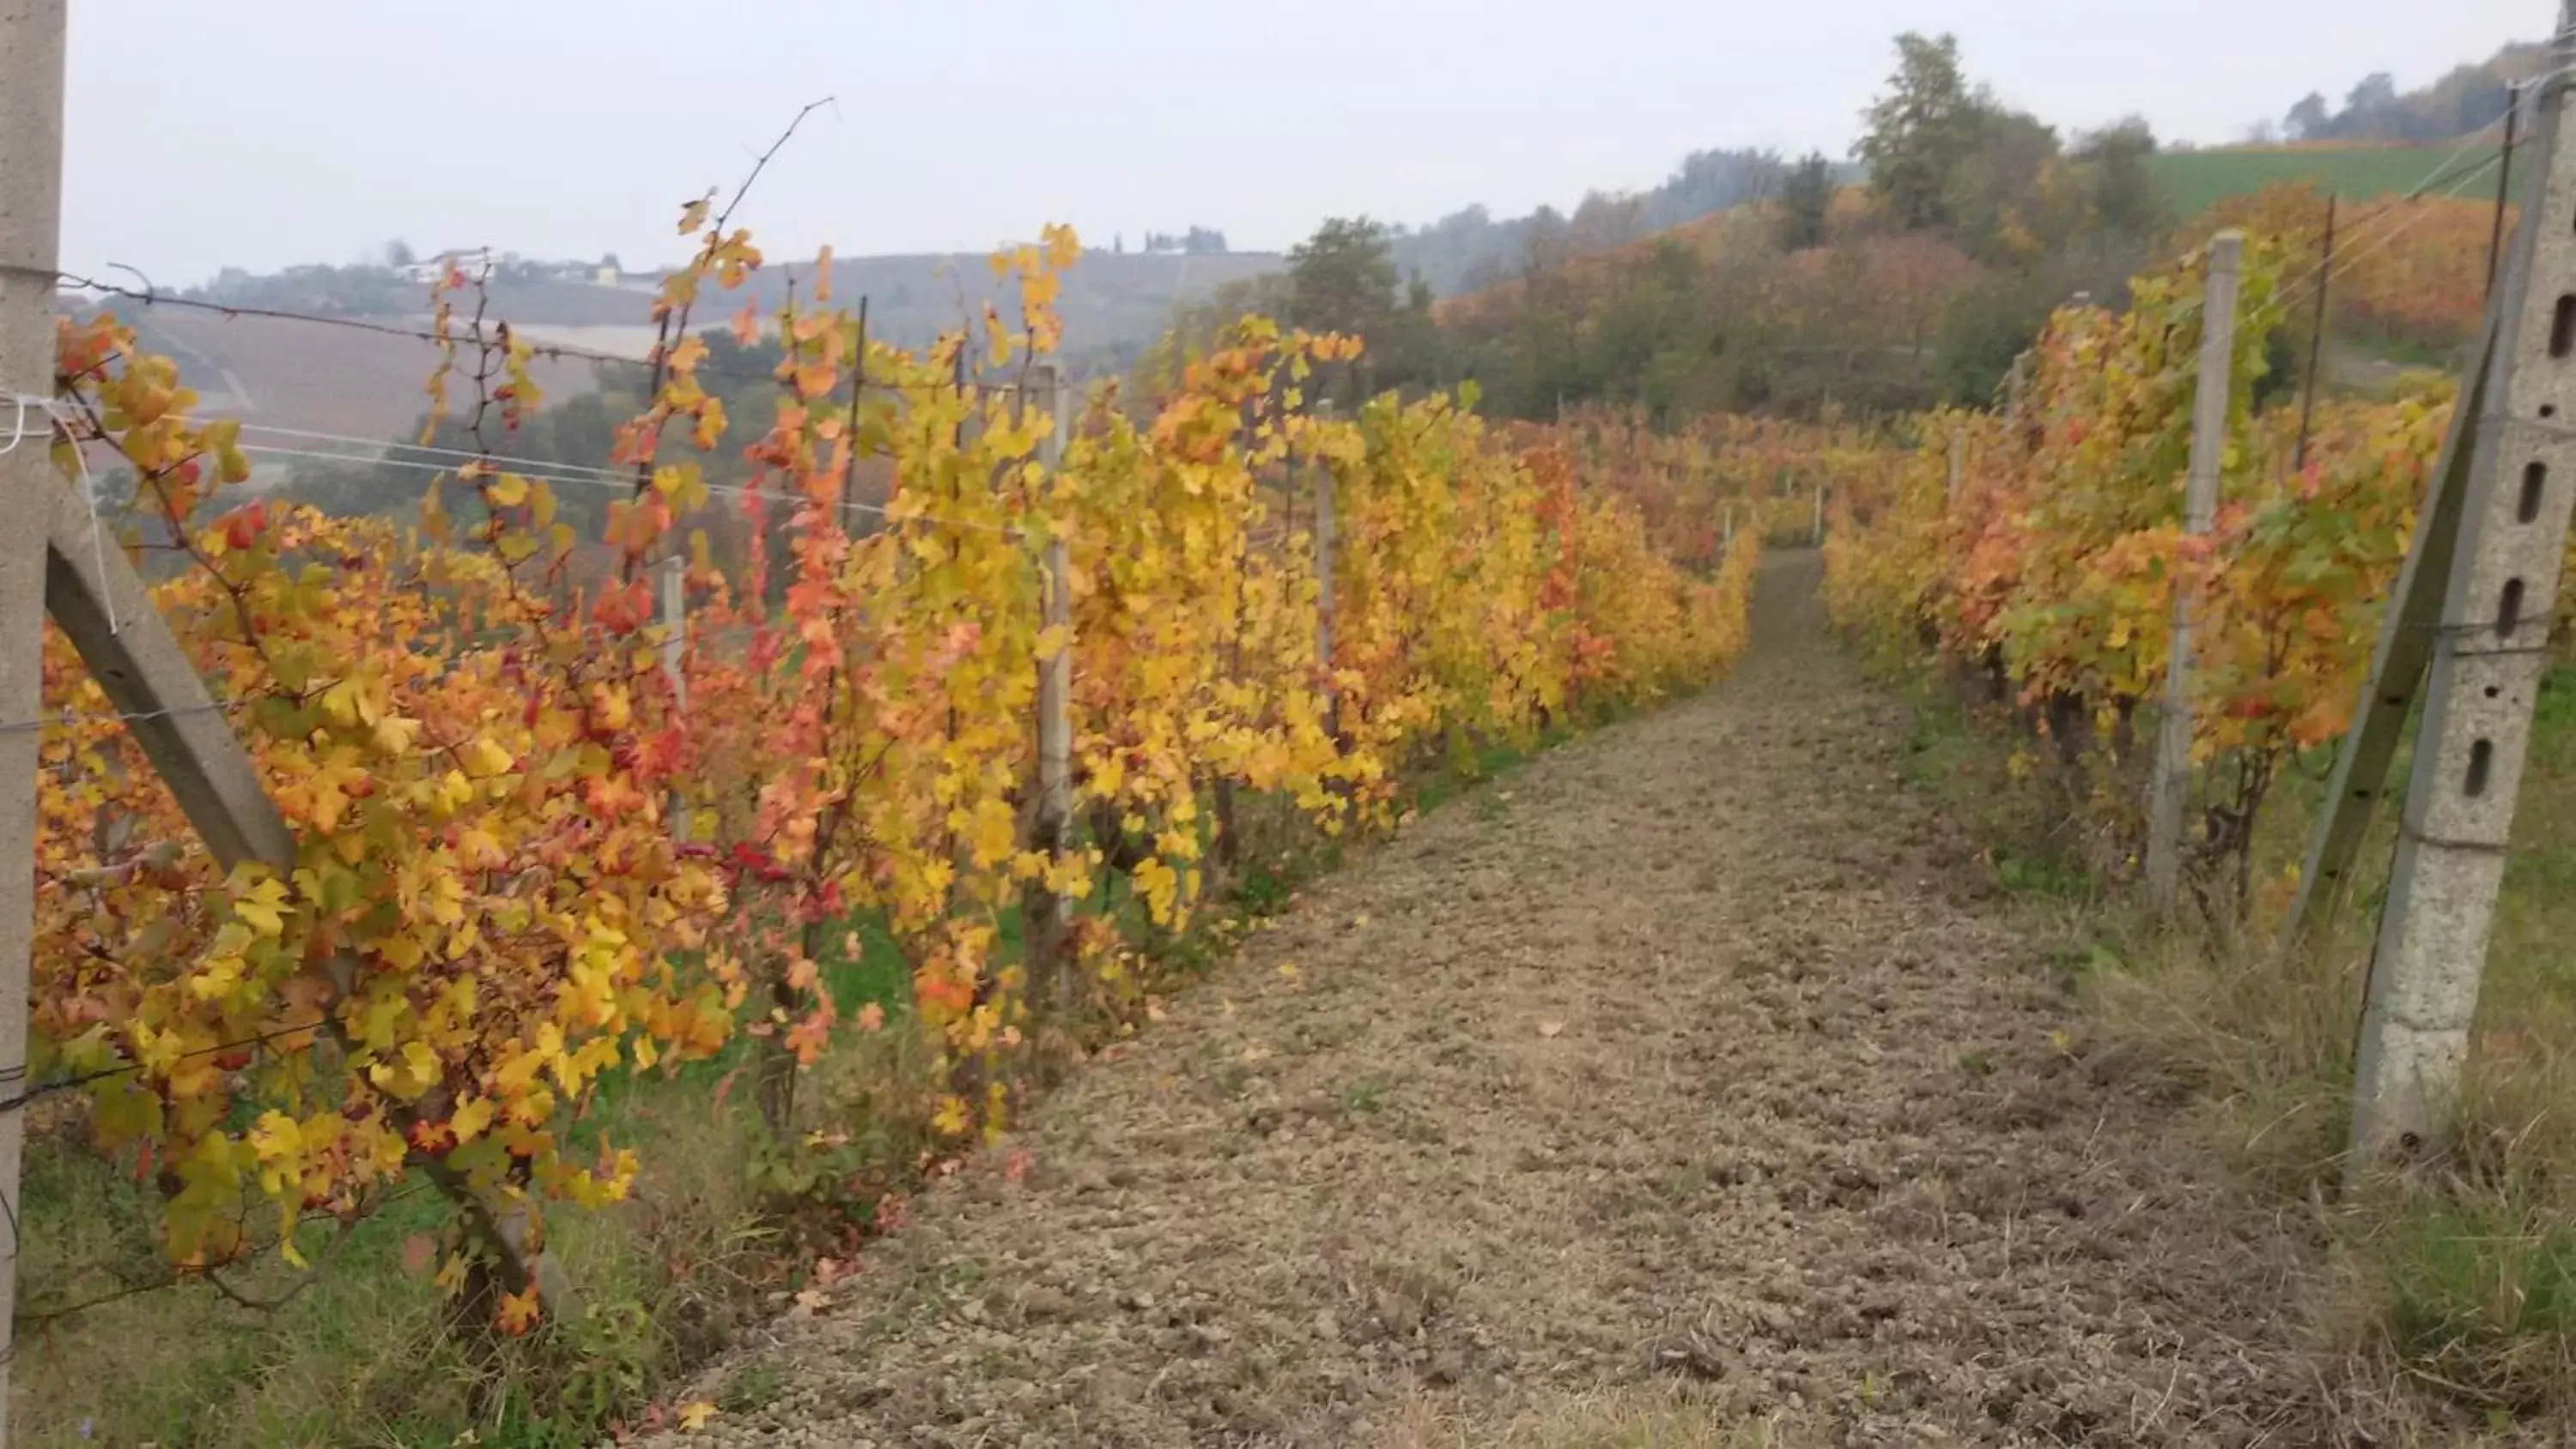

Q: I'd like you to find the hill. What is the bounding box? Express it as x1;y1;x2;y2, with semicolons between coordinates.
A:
725;248;1284;365
118;306;607;488
1432;183;2001;422
1431;188;1883;331
1424;21;2532;427
2175;183;2494;355
90;246;1286;488
1385;147;1815;296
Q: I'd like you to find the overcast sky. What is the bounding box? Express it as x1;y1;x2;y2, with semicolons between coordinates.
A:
58;0;2541;285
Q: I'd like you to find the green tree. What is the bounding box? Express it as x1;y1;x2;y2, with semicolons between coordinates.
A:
2074;118;2166;241
2284;92;2330;141
1929;237;2149;405
1288;217;1400;338
1856;32;1979;231
1777;153;1834;252
1940;107;2063;263
1287;217;1445;393
1931;272;2057;404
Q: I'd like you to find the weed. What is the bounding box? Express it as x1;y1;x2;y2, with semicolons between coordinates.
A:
1656;1165;1710;1202
1990;849;2091;900
1235;858;1297;918
717;1361;788;1415
2377;1202;2576;1404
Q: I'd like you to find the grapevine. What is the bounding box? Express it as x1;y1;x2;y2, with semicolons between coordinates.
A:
26;214;1762;1342
1823;229;2456;897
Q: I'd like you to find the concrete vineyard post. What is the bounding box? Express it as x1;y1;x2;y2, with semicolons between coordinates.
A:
1027;364;1074;1016
2348;18;2576;1155
2144;231;2243;912
0;5;66;1424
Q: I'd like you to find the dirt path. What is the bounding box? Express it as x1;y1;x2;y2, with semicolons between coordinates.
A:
654;553;2309;1448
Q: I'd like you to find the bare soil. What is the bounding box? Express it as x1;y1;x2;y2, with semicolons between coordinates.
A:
649;553;2316;1447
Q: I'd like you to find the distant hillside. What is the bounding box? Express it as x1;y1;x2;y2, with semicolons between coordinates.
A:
118;306;605;489
2173;183;2494;355
137;155;1822;456
1432;182;2000;421
723;248;1284;364
1432;189;1874;330
98;246;1285;487
1386;149;1850;296
428;249;1288;364
2148;142;2528;220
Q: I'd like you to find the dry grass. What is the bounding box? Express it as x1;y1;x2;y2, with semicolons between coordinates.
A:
1384;1385;1794;1448
622;560;2312;1446
1899;659;2576;1441
2082;918;2362;1197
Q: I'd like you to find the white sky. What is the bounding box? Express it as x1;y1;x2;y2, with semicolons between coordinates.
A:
58;0;2542;284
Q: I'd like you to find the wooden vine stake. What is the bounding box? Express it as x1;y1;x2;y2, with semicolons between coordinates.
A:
1314;398;1339;742
659;553;688;841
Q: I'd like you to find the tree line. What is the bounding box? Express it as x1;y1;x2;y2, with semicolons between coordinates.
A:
1178;32;2177;426
2274;40;2543;145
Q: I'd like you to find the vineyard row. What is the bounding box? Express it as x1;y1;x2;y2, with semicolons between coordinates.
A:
28;218;1763;1331
1819;223;2573;904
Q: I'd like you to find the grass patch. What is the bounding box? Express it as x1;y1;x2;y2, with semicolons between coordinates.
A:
2146;144;2530;221
1886;668;2104;903
715;1361;788;1416
1406;718;1583;817
1342;1077;1392;1115
2375;1197;2576;1412
11;1058;781;1447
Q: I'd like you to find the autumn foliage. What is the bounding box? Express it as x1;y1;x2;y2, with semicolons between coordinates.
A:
27;215;1758;1333
1823;230;2455;893
2176;181;2494;349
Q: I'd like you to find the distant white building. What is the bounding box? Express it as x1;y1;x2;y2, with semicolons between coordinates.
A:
398;249;629;288
399;246;490;285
